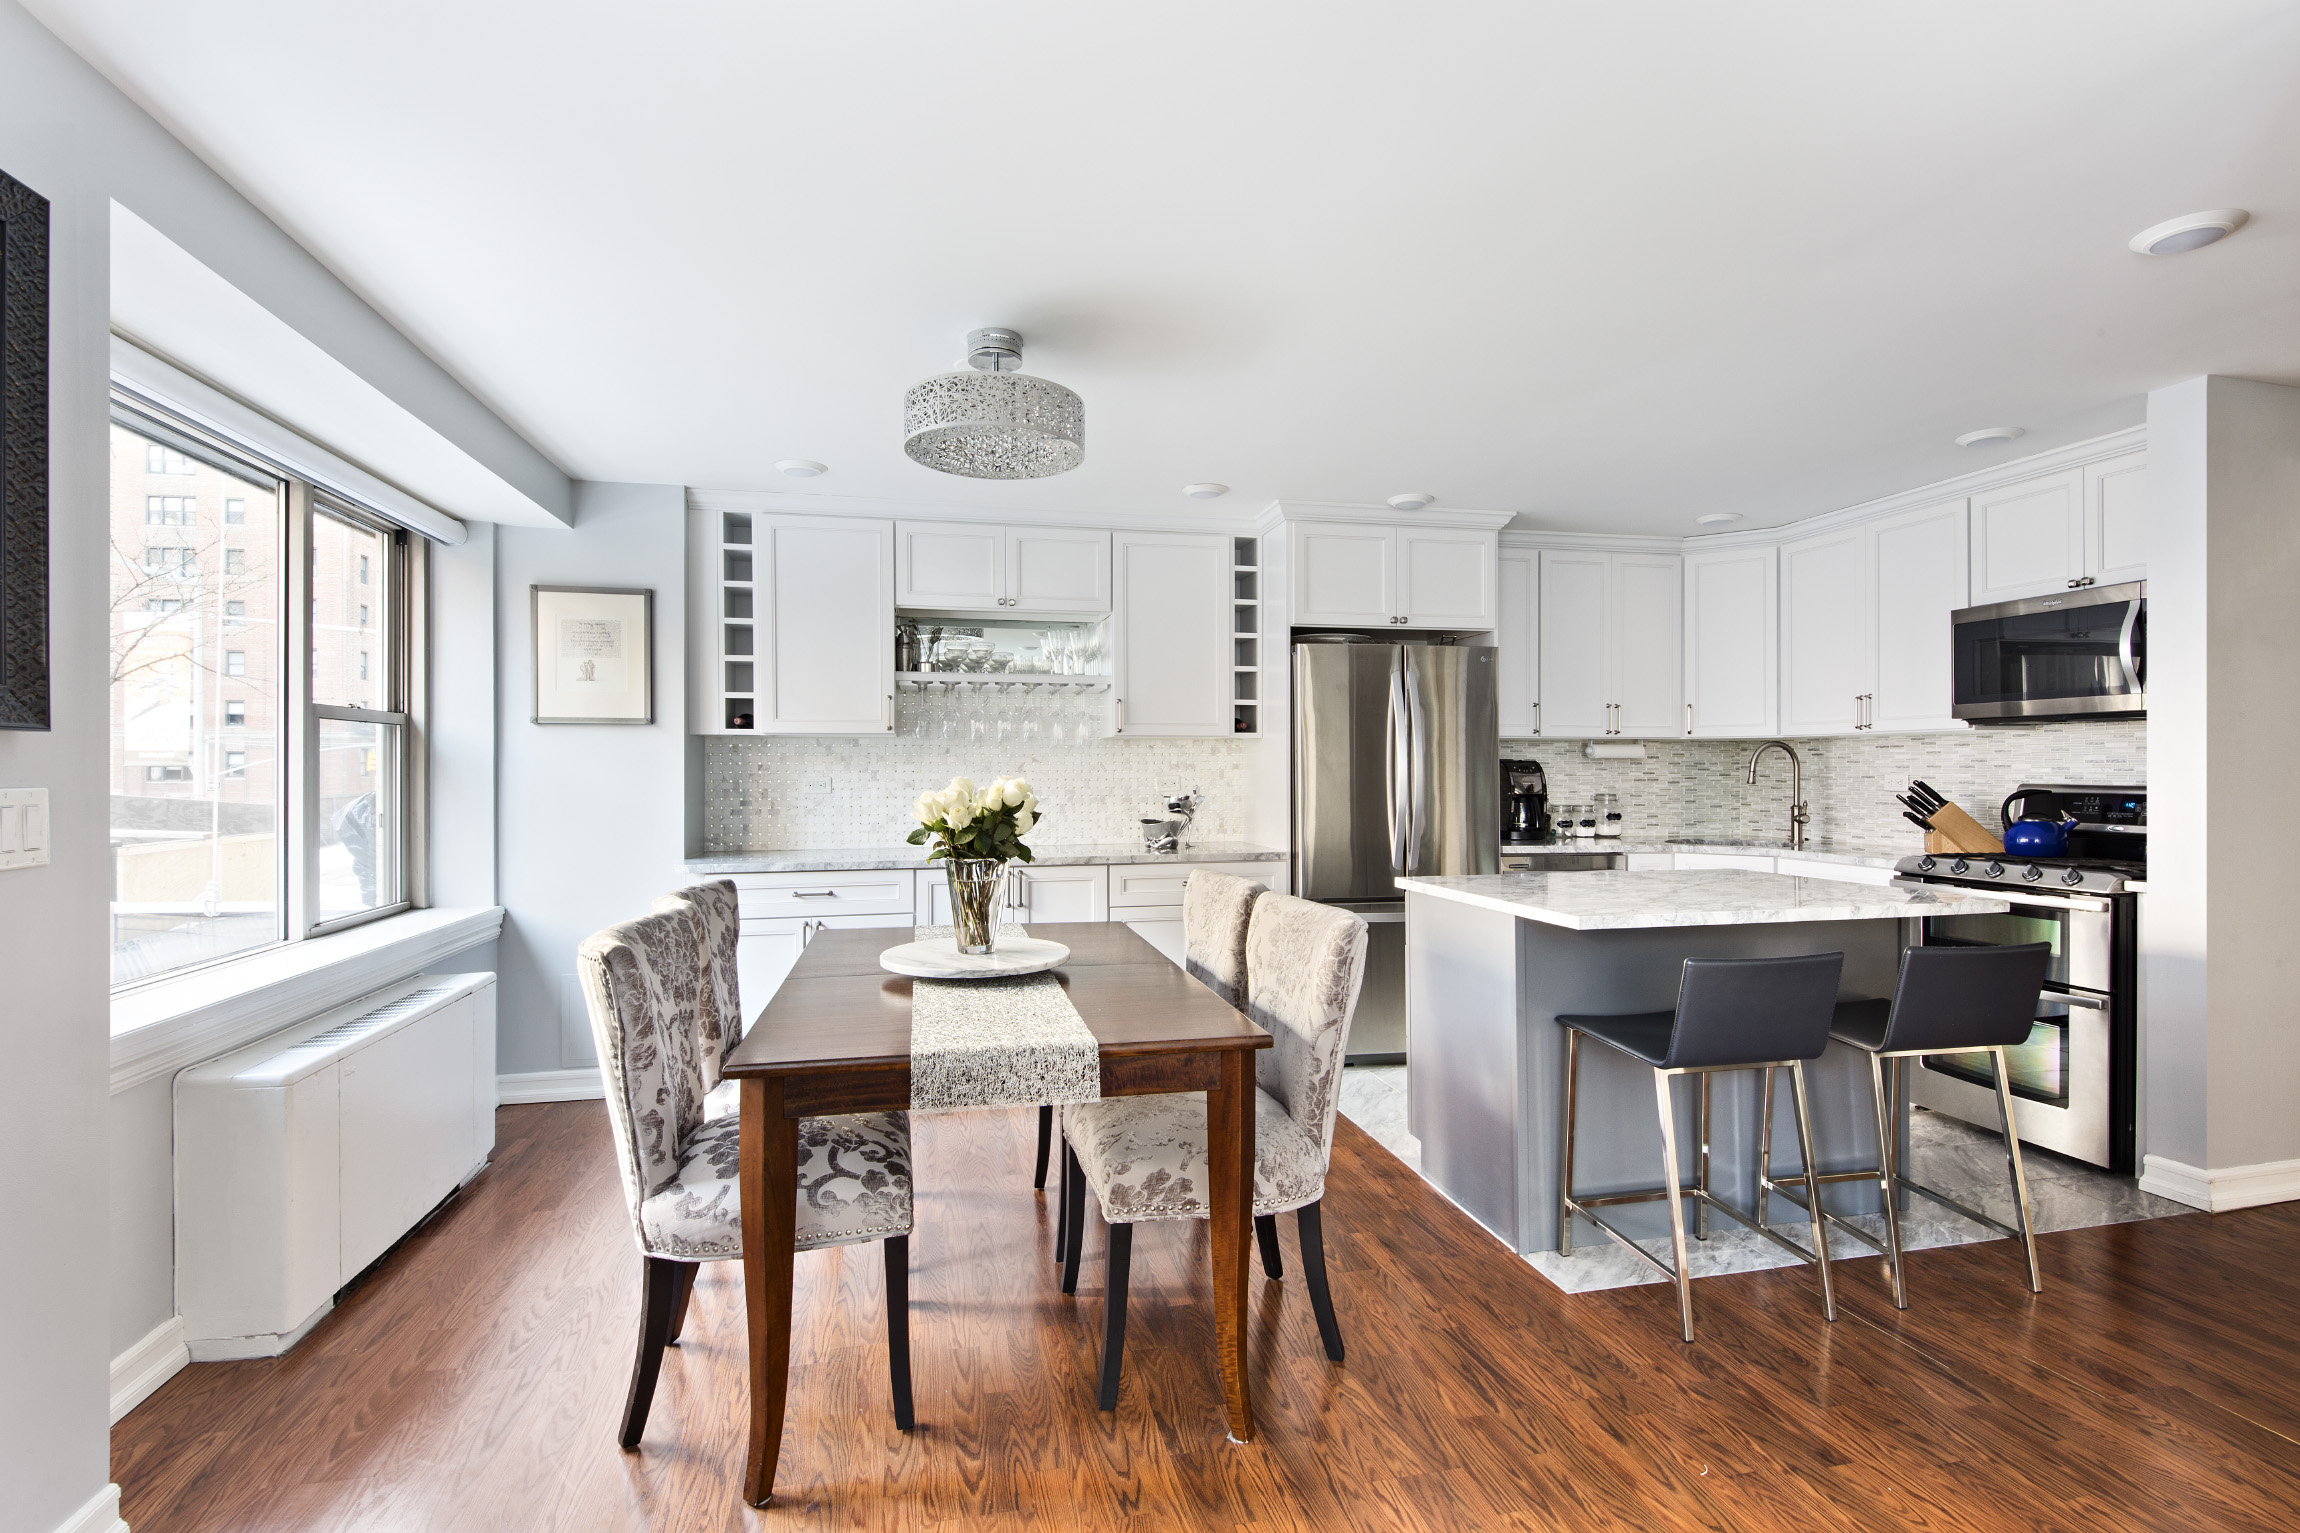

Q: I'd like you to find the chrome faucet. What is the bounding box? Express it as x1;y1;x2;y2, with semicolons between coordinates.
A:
1746;741;1809;851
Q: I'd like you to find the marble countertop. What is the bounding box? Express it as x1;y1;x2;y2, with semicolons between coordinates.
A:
685;841;1285;873
1503;838;1903;870
1398;868;2007;931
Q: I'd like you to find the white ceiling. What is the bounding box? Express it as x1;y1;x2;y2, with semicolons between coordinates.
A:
33;1;2300;535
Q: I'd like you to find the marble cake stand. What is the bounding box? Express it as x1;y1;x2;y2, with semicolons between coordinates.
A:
878;937;1071;979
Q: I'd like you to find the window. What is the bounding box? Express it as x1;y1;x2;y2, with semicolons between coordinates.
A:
109;405;421;987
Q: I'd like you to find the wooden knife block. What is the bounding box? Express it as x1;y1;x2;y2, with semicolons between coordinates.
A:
1921;800;2004;856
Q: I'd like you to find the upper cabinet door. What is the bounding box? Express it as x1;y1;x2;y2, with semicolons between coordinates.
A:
895;521;1005;610
1537;551;1610;737
1292;522;1396;626
1970;468;2085;603
1111;531;1232;737
1683;546;1776;738
1006;527;1112;612
1780;527;1869;735
764;516;894;733
1494;550;1539;737
2086;450;2148;588
1868;498;1968;733
1610;554;1684;735
1397;527;1495;627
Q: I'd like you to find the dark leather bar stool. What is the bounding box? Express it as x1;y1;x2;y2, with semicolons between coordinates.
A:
1558;952;1846;1342
1759;941;2053;1307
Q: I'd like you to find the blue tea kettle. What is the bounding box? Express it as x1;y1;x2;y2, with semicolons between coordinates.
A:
2001;789;2072;857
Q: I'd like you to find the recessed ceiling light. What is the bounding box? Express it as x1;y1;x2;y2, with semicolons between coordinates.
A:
776;459;828;478
1387;492;1436;511
2128;209;2249;256
1954;426;2026;448
1182;482;1229;500
1695;512;1742;527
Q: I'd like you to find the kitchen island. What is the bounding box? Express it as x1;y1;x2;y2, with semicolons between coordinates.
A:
1398;869;2010;1255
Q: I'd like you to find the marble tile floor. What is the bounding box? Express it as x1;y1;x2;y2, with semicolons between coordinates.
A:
1336;1064;2190;1295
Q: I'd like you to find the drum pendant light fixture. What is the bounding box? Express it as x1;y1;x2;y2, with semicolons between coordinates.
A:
903;328;1084;479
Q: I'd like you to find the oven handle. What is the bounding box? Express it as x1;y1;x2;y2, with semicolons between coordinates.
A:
2048;991;2107;1010
1892;877;2112;913
2116;601;2142;695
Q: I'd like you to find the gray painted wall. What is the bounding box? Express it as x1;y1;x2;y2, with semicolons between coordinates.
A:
2144;375;2300;1176
494;483;690;1075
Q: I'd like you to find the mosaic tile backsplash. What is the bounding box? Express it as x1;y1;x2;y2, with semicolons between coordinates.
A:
1508;718;2146;856
704;688;1252;850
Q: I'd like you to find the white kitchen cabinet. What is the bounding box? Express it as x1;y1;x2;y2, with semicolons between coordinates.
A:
738;912;914;1012
1290;520;1493;629
1110;530;1233;737
2086;450;2148;588
1494;550;1539;737
896;521;1111;614
1121;918;1188;966
1008;863;1108;923
1535;550;1680;737
1868;498;1968;733
1970;469;2086;603
1109;859;1276;970
1779;526;1869;735
1682;546;1777;737
693;508;894;735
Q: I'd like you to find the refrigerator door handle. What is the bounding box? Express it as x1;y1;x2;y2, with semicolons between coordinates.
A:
1387;664;1412;875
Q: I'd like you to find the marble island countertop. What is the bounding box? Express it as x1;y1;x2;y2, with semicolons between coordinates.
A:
1398;868;2009;931
686;841;1284;874
1504;838;1905;870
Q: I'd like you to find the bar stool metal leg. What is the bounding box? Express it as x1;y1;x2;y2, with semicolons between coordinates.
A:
1559;1028;1581;1257
1991;1046;2044;1293
1786;1061;1837;1322
1866;1050;1908;1308
1756;1065;1777;1232
1695;1072;1713;1242
1652;1070;1697;1343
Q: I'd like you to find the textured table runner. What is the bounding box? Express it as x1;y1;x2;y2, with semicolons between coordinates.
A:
907;925;1102;1112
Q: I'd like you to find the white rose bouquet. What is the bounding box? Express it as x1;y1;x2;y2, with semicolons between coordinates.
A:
906;775;1044;864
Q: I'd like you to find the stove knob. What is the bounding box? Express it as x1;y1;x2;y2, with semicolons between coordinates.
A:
1985;861;2005;878
1949;858;1969;875
2062;867;2086;887
2021;864;2044;883
1917;855;1937;872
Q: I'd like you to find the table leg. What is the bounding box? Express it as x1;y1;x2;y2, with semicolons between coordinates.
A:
740;1077;798;1507
1206;1049;1257;1443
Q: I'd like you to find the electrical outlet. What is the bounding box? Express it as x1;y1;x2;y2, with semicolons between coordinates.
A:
803;776;832;796
0;787;49;870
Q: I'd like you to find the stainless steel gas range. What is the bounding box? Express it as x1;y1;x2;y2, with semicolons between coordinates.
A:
1890;784;2145;1173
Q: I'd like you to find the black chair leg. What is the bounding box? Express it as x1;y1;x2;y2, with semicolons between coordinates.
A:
1060;1143;1088;1295
1054;1126;1072;1267
1034;1104;1054;1189
884;1235;915;1432
618;1256;683;1449
1096;1220;1133;1411
664;1260;700;1345
1297;1201;1345;1363
1254;1213;1283;1280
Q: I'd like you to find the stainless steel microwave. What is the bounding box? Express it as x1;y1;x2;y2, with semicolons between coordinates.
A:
1951;581;2145;722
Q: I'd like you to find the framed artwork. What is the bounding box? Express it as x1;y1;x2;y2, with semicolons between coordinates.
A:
532;585;654;724
0;166;50;731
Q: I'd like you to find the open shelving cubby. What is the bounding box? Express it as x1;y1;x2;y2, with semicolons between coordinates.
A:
1232;536;1259;735
719;512;757;730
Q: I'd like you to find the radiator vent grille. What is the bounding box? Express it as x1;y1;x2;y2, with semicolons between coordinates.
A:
269;984;460;1070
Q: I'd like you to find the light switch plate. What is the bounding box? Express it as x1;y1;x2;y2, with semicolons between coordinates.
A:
0;787;49;870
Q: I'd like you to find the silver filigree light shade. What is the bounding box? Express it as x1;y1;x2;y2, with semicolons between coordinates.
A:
902;328;1084;479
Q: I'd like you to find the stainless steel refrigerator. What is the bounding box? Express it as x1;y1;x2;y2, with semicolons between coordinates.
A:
1293;638;1498;1062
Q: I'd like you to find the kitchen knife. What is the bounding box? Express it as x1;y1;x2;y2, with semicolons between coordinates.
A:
1911;780;1948;812
1903;811;1935;832
1895;793;1935;824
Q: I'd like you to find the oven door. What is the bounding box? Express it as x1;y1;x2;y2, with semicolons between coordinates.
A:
1952;583;2144;721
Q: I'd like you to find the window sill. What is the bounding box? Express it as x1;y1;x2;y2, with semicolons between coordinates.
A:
109;905;504;1095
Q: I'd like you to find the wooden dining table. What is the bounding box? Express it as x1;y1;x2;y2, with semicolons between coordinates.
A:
722;920;1273;1507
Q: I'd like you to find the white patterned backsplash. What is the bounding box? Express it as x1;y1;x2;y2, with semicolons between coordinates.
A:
1506;719;2146;856
704;688;1252;850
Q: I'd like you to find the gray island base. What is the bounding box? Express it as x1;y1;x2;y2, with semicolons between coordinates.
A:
1399;870;2012;1258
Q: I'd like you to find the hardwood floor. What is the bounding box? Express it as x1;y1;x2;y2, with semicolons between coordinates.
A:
117;1100;2300;1531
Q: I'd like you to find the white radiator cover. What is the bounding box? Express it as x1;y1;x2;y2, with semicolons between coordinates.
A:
175;973;498;1360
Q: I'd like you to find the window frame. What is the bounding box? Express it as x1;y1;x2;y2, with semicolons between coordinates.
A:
109;394;430;992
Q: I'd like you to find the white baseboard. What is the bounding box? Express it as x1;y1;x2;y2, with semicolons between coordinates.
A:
110;1316;189;1425
2140;1153;2300;1212
499;1066;603;1104
52;1483;127;1533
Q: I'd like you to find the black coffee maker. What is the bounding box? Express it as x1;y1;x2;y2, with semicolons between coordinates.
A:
1501;758;1549;843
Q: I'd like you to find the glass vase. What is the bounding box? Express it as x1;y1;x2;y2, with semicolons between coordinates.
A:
944;858;1007;955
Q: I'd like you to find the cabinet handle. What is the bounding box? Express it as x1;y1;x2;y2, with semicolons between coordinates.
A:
1531;701;1540;736
793;890;837;899
884;693;893;730
1114;697;1124;733
1686;701;1694;736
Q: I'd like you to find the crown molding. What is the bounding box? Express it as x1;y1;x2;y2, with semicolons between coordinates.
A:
685;484;1255;535
1498;528;1681;554
1255;499;1516;533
